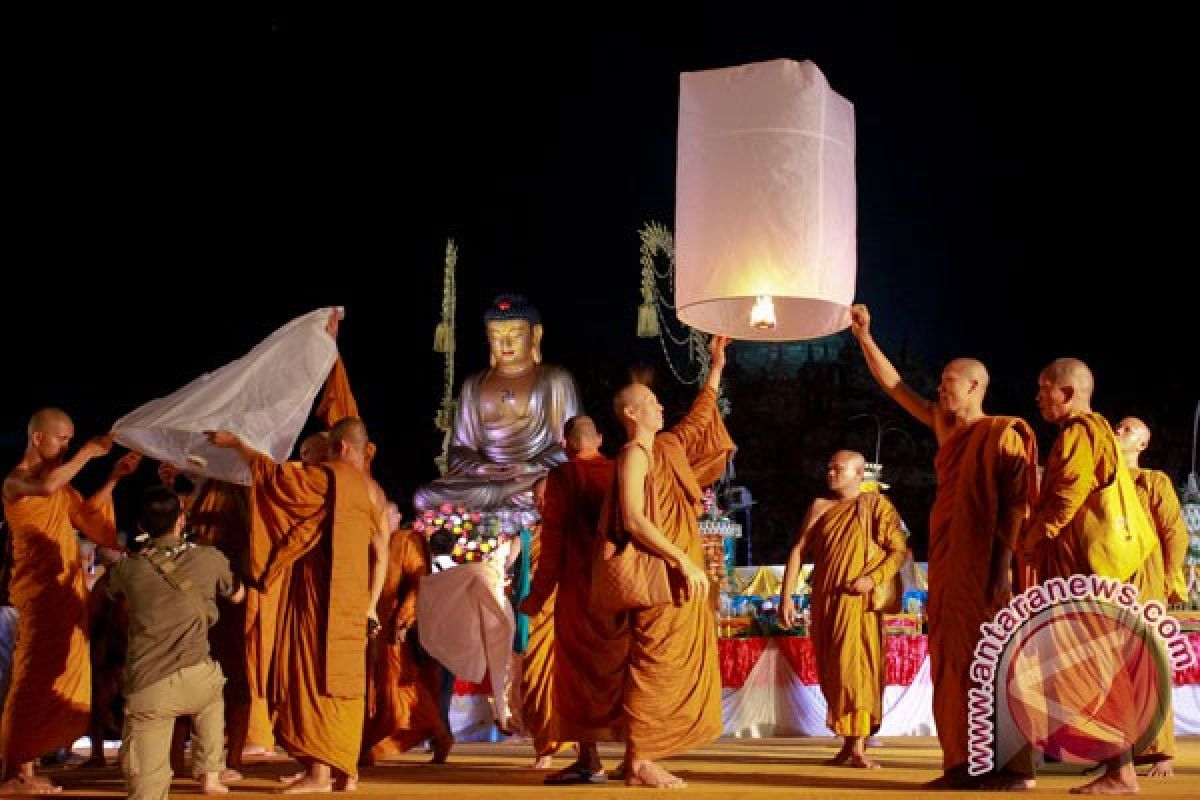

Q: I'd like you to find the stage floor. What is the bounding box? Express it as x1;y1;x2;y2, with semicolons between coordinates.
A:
44;737;1200;798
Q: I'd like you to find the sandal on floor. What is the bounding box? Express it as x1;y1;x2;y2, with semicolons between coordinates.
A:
544;763;608;785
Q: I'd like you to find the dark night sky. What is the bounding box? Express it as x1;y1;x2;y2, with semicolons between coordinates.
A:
4;3;1197;514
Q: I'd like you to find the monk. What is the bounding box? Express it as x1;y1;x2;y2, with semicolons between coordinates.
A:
240;310;365;764
607;335;735;788
849;305;1037;789
360;504;453;765
779;450;906;769
209;416;388;793
1021;359;1144;795
1113;416;1188;778
520;415;621;784
504;476;571;769
1;409;140;794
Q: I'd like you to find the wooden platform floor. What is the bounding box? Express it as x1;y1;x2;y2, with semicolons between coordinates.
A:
36;737;1200;798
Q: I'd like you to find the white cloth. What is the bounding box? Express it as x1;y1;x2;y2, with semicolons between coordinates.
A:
112;308;339;486
417;561;514;727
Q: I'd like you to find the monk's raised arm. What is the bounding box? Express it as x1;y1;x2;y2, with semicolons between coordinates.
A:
849;304;935;429
3;434;113;502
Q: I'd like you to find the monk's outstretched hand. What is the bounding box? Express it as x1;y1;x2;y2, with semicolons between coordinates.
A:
205;430;242;449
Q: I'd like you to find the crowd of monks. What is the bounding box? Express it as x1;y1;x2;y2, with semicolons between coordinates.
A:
0;307;1192;797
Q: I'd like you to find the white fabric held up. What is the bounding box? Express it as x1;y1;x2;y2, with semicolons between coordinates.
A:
111;308;339;486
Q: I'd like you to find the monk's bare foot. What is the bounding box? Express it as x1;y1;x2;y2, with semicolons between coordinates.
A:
924;770;979;789
279;771;306;786
1070;772;1140;794
846;753;882;769
0;776;63;795
978;770;1036;791
823;743;853;766
218;769;243;783
431;734;453;764
1144;759;1173;778
533;755;555;769
626;760;686;789
280;775;333;794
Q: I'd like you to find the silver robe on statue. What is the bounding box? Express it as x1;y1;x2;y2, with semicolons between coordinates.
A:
414;365;581;511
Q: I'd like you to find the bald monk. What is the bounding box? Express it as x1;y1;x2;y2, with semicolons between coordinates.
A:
1;410;140;794
241;313;366;763
520;415;621;784
361;504;453;765
209;416;389;793
606;335;735;789
779;451;906;769
1113;416;1188;778
850;305;1038;789
1021;359;1146;795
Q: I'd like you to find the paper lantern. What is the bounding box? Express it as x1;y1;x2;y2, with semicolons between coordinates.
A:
676;58;856;341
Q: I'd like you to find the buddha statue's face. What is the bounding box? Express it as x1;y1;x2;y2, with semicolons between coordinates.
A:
487;319;537;372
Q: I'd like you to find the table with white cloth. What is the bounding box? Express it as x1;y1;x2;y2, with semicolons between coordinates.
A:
448;633;1200;741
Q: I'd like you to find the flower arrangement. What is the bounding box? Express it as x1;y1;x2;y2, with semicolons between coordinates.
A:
700;488;727;523
412;503;511;565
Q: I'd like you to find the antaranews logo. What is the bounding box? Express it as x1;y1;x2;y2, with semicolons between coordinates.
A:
967;574;1195;776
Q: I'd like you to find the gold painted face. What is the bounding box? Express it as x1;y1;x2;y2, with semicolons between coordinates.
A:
487;319;534;370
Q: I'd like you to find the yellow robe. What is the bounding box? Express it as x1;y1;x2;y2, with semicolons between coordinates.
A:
1129;468;1189;763
803;493;906;735
247;453;377;778
1029;412;1121;580
518;526;564;756
1;485;118;764
529;455;624;743
929;417;1037;772
361;528;448;763
618;387;734;761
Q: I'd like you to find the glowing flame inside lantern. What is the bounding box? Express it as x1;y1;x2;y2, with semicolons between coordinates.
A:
750;295;777;330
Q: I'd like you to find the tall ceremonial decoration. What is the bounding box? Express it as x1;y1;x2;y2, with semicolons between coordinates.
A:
433;239;458;476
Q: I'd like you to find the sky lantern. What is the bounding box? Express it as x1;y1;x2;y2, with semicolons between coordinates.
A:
675;58;856;341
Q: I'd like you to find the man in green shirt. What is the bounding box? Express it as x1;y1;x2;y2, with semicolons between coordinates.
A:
108;486;245;800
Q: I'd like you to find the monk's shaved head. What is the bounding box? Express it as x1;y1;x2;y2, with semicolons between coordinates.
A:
299;431;330;465
946;358;990;391
1041;358;1094;397
330;417;369;449
1114;416;1151;461
564;415;598;447
826;449;867;495
832;450;867;473
612;382;663;436
28;407;71;437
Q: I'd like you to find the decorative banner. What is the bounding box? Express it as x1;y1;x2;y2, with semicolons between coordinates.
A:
676;58;856;341
112;308;339;485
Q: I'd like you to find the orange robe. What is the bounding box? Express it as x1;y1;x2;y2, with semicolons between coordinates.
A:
187;480;269;743
619;387;734;761
242;352;363;753
247;453;377;779
361;528;447;763
315;355;360;427
928;417;1037;773
529;454;624;744
1029;412;1121;580
803;493;906;735
515;526;564;757
1129;468;1189;763
1;485;118;764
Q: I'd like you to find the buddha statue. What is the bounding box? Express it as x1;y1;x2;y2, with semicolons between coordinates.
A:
414;293;581;512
